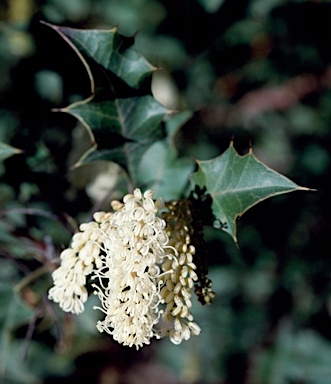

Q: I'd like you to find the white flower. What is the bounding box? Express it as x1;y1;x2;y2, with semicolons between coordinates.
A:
92;189;170;349
160;214;201;344
158;199;204;343
48;212;112;314
48;189;204;349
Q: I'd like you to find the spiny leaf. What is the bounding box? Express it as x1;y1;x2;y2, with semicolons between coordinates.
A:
191;142;309;243
65;95;167;145
44;22;168;183
76;140;157;180
0;141;22;161
66;95;167;176
44;23;156;90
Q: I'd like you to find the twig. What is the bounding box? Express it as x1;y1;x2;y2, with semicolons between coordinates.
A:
43;295;64;348
0;208;77;234
14;261;59;294
22;311;39;361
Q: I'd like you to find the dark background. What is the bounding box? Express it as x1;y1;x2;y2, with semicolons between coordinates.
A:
1;0;331;383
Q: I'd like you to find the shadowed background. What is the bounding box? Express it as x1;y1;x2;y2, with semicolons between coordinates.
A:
1;0;331;383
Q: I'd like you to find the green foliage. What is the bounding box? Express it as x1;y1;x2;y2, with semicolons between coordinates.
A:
65;95;167;175
0;0;330;383
0;260;35;383
51;24;156;89
0;141;22;161
138;111;195;200
198;0;225;13
191;143;308;242
45;23;304;222
45;23;168;184
257;325;331;384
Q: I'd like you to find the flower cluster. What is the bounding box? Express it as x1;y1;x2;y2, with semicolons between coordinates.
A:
160;200;201;344
48;211;111;314
48;189;208;349
92;189;169;348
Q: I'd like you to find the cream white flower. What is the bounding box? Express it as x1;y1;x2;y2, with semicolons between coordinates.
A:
160;201;201;344
92;189;170;349
48;211;112;314
48;189;204;349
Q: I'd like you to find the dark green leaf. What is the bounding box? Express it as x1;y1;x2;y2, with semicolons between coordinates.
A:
65;96;166;144
44;23;168;183
66;95;167;177
51;25;156;89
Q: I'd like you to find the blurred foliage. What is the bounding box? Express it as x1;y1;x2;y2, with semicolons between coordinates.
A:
1;0;331;383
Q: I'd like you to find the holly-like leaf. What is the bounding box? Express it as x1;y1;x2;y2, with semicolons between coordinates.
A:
0;141;22;161
43;22;168;184
52;25;156;89
191;142;309;243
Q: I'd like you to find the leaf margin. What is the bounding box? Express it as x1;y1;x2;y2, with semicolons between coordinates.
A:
191;141;311;243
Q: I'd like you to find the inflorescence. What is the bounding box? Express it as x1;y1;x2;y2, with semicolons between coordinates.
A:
48;189;215;349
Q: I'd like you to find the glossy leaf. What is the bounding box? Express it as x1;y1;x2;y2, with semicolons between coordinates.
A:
65;96;166;144
44;23;168;183
53;25;156;89
66;95;167;176
191;142;309;242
